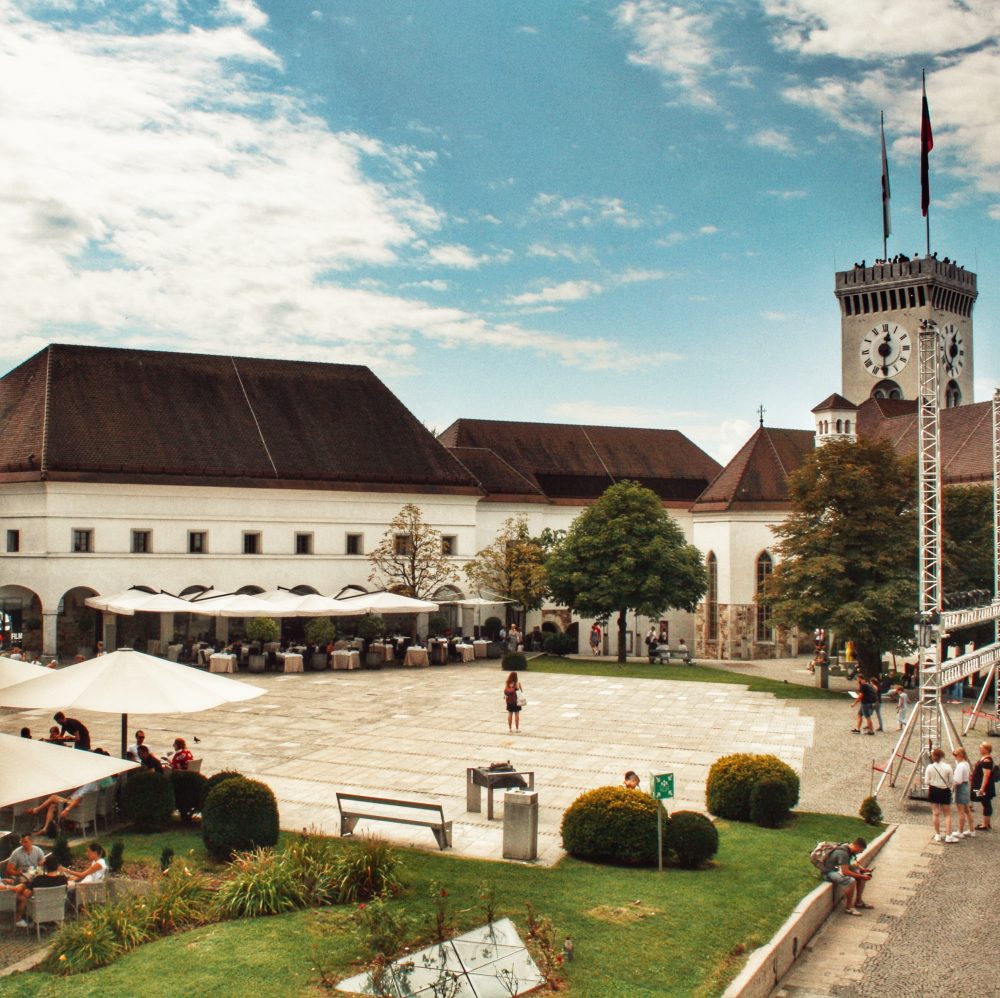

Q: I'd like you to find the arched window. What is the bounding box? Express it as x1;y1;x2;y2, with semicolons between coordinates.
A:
845;419;851;434
871;380;902;400
944;380;961;408
706;552;718;641
755;551;773;642
835;418;842;433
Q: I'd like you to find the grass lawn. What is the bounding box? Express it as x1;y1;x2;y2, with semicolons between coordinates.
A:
0;812;874;998
525;655;843;701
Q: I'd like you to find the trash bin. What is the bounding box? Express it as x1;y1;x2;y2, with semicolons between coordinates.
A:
502;789;538;861
817;660;829;690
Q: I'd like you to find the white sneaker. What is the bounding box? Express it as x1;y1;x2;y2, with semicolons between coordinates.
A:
944;834;960;843
965;830;976;837
933;833;943;842
15;919;28;928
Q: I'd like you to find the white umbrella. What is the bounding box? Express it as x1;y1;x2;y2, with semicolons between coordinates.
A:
0;648;265;756
187;592;296;618
85;590;202;616
0;733;139;809
267;592;353;617
332;590;439;614
0;658;50;689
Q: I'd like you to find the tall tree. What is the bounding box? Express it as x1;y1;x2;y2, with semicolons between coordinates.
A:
368;504;458;599
546;481;707;663
943;484;993;598
464;516;547;627
766;438;918;676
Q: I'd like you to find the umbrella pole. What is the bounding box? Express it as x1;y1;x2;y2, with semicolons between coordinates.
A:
121;713;128;759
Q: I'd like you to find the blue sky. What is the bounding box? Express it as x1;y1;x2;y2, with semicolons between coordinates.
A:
0;0;997;462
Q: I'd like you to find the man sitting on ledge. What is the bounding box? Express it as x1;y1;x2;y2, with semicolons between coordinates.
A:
822;837;872;916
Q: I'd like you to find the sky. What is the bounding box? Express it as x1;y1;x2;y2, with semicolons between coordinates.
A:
0;0;997;463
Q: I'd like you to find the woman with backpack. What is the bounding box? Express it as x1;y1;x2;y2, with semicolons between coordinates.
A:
971;741;995;831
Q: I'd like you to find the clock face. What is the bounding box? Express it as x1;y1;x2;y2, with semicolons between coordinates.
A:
860;323;911;378
939;324;965;377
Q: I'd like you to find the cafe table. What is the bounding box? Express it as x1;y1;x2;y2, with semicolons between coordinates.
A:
209;653;236;674
404;646;430;667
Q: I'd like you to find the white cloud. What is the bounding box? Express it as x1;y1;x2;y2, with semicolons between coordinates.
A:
426;244;490;269
766;189;808;199
217;0;269;30
749;128;795;154
698;224;719;235
527;242;598;264
402;279;449;292
614;0;721;108
509;280;605;306
532;192;645;228
655;224;718;247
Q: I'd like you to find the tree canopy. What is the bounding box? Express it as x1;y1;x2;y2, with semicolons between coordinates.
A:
766;438;918;675
464;516;547;625
943;484;993;599
546;480;707;662
368;503;458;600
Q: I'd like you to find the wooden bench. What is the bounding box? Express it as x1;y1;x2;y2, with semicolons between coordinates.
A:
654;645;693;665
336;792;452;850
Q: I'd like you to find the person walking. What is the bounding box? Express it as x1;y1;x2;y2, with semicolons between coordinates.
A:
851;677;876;735
870;675;884;732
925;747;959;843
503;671;524;733
892;684;910;730
952;746;974;838
589;623;601;656
972;741;995;831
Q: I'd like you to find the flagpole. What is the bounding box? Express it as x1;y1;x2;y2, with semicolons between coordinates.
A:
880;110;889;261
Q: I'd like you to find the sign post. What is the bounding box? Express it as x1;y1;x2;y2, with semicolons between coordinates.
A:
650;773;674;872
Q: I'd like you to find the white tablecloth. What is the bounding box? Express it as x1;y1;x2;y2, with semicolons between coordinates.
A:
473;640;488;660
333;649;361;670
404;647;429;667
280;653;304;673
456;644;475;663
209;653;236;674
167;644;183;662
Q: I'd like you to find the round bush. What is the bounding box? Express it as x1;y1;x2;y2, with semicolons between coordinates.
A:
171;770;209;823
483;617;502;639
122;770;176;833
202;777;279;860
542;632;576;656
749;777;792;828
706;753;800;822
561;786;659;866
205;770;244;796
859;795;884;826
667;811;719;868
502;652;527;672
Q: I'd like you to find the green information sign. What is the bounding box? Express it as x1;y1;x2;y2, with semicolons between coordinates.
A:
651;773;674;800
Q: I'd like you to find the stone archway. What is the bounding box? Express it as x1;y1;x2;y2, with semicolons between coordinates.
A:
0;584;43;656
56;586;100;660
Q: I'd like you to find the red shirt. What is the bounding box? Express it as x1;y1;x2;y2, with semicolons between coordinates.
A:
170;748;193;770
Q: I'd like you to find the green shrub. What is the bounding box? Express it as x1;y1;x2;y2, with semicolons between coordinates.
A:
246;617;280;643
502;652;527;672
357;614;385;644
334;835;403;903
171;770;208;823
667;811;719;868
859;795;884;826
51;834;73;867
542;632;576;656
427;613;449;637
281;834;341;906
46;919;118;975
706;753;800;823
483;616;502;639
205;770;244;796
108;841;125;874
122;771;176;833
87;894;156;953
202;777;279;860
159;847;175;871
749;778;793;828
148;864;213;933
560;786;659;866
213;848;306;919
304;617;337;646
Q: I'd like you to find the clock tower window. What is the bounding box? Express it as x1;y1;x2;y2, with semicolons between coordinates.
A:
872;380;902;400
944;381;961;408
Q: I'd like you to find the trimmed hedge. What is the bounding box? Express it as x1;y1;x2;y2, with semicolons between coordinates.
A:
205;770;245;796
202;777;279;860
706;753;800;823
749;777;793;828
561;786;659;866
171;770;209;823
542;632;576;656
667;811;719;868
122;771;176;833
502;652;527;672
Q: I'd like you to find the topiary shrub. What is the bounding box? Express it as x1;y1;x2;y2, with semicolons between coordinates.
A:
667;811;719;868
205;770;244;796
246;617;280;643
542;632;576;656
502;652;527;672
427;613;449;637
357;614;385;645
561;786;659;866
706;753;800;823
122;771;176;833
108;840;125;874
171;770;208;824
304;617;337;647
51;835;73;867
202;777;279;860
483;616;502;640
749;777;793;828
859;795;883;826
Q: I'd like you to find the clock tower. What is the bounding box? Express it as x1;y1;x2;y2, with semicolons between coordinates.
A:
835;256;977;407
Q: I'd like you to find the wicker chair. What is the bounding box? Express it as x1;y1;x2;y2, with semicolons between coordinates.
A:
24;885;67;939
70;792;99;838
70;880;108;915
187;758;203;773
95;786;114;832
0;887;16;926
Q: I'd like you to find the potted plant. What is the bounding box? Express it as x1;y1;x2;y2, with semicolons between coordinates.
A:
427;613;448;638
245;617;279;672
357;614;386;668
304;617;336;670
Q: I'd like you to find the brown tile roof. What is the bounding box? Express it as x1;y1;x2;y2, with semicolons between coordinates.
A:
447;447;544;498
439;418;721;502
691;426;815;511
0;344;480;493
811;393;857;413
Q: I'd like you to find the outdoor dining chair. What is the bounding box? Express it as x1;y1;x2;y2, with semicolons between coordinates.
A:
95;786;114;832
0;887;16;927
70;880;108;915
24;885;67;939
71;792;99;839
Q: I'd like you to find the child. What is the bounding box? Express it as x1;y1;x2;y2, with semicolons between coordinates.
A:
893;684;910;731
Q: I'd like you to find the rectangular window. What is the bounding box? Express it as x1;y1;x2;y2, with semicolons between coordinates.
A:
346;533;364;556
441;535;457;556
295;533;313;555
393;534;412;557
6;529;19;553
131;530;152;554
243;532;261;555
71;529;93;553
188;531;207;554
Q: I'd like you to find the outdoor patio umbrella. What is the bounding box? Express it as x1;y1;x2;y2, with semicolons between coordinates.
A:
0;658;50;689
186;592;299;618
0;733;139;809
266;592;357;617
0;647;265;757
85;590;204;616
331;590;439;614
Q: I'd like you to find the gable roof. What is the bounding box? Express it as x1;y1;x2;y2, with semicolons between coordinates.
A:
811;393;858;413
438;418;722;503
691;426;815;512
447;446;545;499
0;344;479;493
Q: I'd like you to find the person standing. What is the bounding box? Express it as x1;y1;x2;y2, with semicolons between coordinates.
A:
892;684;910;730
972;741;995;831
507;624;520;654
851;678;876;735
645;626;657;663
952;747;974;837
503;671;524;732
53;711;90;750
925;747;959;843
589;623;601;656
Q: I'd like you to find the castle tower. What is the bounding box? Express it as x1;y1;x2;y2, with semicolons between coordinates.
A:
835;256;977;407
812;393;858;445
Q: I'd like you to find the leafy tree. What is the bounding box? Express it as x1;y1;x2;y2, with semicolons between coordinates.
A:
545;481;707;663
368;503;458;599
766;438;918;677
943;484;993;597
464;516;547;626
